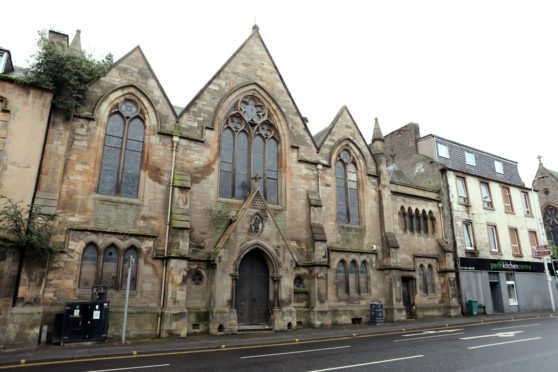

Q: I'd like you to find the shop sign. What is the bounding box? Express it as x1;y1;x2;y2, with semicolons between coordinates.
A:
459;257;551;274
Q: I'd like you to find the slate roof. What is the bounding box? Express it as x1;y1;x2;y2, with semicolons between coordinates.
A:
422;134;525;187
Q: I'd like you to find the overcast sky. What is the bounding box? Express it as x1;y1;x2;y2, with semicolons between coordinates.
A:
3;0;557;185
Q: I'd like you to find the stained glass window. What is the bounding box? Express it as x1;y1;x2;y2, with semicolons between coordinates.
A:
359;262;369;294
336;149;360;225
337;260;348;295
79;244;98;289
98;99;144;198
121;248;138;290
101;245;119;290
218;95;280;203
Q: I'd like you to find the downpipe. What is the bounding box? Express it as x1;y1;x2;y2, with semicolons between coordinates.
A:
157;135;179;337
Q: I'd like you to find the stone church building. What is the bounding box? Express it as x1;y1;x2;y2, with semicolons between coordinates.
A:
1;27;460;343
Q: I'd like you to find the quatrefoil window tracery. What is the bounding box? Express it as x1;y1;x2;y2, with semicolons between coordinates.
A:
239;95;266;123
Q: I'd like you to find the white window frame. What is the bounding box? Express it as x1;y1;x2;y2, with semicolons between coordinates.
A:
456;176;468;204
437;143;449;158
506;273;518;306
463;221;475;250
480;182;493;209
494;160;504;174
487;225;499;253
465;151;476;166
521;192;532;216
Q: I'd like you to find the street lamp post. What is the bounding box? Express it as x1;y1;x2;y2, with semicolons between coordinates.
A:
122;256;134;343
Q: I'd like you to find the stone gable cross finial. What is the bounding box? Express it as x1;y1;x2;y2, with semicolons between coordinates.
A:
251;174;263;190
537;155;543;165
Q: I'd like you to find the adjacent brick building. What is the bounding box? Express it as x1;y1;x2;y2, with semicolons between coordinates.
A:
385;123;554;315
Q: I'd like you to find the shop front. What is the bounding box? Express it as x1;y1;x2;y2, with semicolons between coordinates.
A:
458;257;558;314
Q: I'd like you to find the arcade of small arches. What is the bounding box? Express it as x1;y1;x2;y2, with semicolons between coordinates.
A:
336;259;369;297
398;206;436;235
78;242;140;291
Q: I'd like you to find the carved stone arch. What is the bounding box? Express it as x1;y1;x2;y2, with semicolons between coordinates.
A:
76;235;102;254
99;237;125;253
121;238;143;251
233;242;281;324
94;85;159;128
328;138;369;173
233;242;280;276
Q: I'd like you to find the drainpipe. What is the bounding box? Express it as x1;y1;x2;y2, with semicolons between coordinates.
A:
157;135;180;337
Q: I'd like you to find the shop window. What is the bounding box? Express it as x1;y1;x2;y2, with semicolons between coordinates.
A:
506;273;518;305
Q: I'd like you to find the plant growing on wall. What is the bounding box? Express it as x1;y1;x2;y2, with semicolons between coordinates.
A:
0;196;63;261
26;30;113;117
549;240;558;259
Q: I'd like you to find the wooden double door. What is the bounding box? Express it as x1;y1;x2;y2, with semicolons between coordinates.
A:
235;250;271;325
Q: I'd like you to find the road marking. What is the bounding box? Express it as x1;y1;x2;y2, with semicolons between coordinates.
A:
86;364;170;372
0;315;553;370
492;323;541;330
241;345;350;359
307;354;424;372
394;332;464;342
460;331;523;340
468;337;542;350
402;329;463;337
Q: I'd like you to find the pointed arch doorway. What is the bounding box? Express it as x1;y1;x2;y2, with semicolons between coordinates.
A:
235;249;271;325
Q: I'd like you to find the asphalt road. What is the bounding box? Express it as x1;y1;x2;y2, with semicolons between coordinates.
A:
5;317;558;371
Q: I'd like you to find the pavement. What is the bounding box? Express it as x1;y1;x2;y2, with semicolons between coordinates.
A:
0;311;555;367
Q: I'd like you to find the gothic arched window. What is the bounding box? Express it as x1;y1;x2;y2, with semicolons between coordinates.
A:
399;206;406;232
98;99;145;198
349;260;358;294
422;210;429;234
101;245;119;290
336;149;360;225
418;264;427;295
121;247;139;290
78;244;98;289
337;260;349;295
427;264;436;294
359;261;369;294
219;95;280;203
